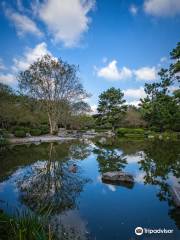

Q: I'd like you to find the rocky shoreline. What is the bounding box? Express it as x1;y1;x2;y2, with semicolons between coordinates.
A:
8;135;77;145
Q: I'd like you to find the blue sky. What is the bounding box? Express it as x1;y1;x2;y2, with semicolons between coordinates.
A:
0;0;180;111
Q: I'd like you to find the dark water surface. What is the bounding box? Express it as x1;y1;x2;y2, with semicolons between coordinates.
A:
0;138;180;240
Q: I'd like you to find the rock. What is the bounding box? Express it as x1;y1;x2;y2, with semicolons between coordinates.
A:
26;132;31;137
102;171;134;184
107;130;115;136
99;137;106;144
170;186;180;207
148;135;155;139
86;129;96;135
58;128;67;137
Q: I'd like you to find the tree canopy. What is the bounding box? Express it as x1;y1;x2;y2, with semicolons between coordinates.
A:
96;87;127;131
140;42;180;132
18;55;88;134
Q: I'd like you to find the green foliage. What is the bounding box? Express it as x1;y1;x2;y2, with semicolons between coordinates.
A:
170;42;180;74
96;87;127;131
117;128;145;137
0;129;8;146
156;131;178;141
40;125;49;135
140;43;180;132
123;133;145;139
14;130;26;138
0;83;48;130
30;129;42;136
0;210;53;240
12;126;30;133
18;55;87;134
70;114;95;130
122;106;146;128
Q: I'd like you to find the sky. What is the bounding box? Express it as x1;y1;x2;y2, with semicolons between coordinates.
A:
0;0;180;112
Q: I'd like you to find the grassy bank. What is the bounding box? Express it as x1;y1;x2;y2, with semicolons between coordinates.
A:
0;210;53;240
116;128;180;141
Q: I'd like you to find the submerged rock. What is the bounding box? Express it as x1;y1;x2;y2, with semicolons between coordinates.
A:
102;171;134;184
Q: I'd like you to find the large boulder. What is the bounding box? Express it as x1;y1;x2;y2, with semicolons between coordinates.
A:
102;171;134;184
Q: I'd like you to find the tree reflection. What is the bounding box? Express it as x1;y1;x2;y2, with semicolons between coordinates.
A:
17;142;90;214
69;141;92;160
139;141;180;202
93;145;127;174
169;207;180;229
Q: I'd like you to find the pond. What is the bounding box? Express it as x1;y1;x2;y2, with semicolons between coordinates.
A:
0;138;180;240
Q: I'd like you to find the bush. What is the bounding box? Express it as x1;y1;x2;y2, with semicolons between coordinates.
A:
117;128;145;137
40;125;49;135
124;133;145;139
30;129;42;136
158;131;178;141
12;127;30;134
14;130;26;138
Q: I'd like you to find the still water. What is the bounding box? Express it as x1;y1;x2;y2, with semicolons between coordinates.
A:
0;138;180;240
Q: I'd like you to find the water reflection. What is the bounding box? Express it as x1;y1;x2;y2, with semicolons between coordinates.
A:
0;139;180;239
16;143;90;214
93;144;127;174
139;141;180;202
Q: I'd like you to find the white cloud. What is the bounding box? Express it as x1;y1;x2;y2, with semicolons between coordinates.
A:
5;8;43;37
12;42;51;72
134;67;157;81
39;0;95;47
91;104;97;114
135;172;145;184
168;86;179;94
106;184;116;192
160;56;168;63
144;0;180;17
97;60;132;81
0;58;6;70
0;42;51;86
129;4;138;15
0;73;16;85
123;87;146;99
96;60;157;82
127;100;141;107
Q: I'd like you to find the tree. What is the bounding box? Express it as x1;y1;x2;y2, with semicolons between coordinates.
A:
0;83;48;129
140;43;180;131
97;87;127;131
57;100;91;129
122;106;146;128
170;41;180;74
18;55;87;134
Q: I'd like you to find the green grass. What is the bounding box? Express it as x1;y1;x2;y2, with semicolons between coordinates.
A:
116;128;145;137
0;210;54;240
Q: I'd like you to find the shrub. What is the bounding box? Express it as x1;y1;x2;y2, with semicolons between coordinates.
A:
14;130;26;138
160;131;177;141
30;129;42;136
124;133;145;139
40;125;49;135
12;127;30;134
117;128;145;136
